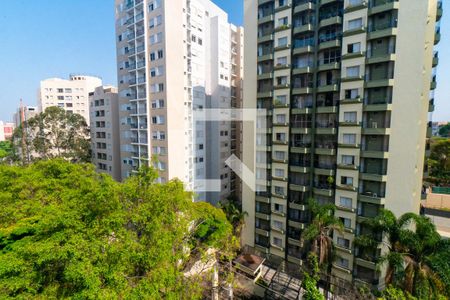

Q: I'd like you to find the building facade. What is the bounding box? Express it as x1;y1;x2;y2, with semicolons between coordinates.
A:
0;121;15;142
115;0;243;204
38;75;103;123
242;0;441;287
89;86;122;181
13;105;38;127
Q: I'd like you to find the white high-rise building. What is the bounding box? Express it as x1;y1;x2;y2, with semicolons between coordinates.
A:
38;75;102;123
89;86;122;181
115;0;243;204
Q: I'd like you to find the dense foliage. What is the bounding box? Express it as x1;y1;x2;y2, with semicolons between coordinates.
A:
0;160;233;299
427;138;450;185
438;123;450;137
355;210;449;299
0;141;12;159
12;107;90;164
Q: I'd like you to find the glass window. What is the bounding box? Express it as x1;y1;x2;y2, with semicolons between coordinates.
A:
343;133;356;144
345;89;359;99
273;220;283;230
273;236;283;247
348;18;363;30
277;56;288;66
339;196;352;208
340;217;352;228
341;155;355;165
337;237;350;249
341;176;354;186
275;151;285;160
275;168;284;177
337;257;349;268
277;37;288;47
347;42;361;53
346;66;360;77
344;112;357;122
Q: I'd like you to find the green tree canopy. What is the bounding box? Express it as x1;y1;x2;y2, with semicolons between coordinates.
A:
438;123;450;137
12;107;90;164
0;160;233;299
427;138;450;184
0;141;13;159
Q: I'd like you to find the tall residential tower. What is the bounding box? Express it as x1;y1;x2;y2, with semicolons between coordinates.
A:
115;0;243;203
242;0;441;287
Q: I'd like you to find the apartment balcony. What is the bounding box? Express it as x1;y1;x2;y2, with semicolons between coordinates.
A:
136;60;146;69
317;61;340;72
314;164;336;176
361;121;391;135
292;86;314;95
359;183;386;206
258;14;274;25
293;23;314;35
274;43;291;52
291;141;312;154
315;143;337;156
432;52;439;68
293;45;315;55
429;99;435;113
290;182;311;193
344;0;368;13
320;0;341;7
315;123;337;135
313;186;334;197
293;1;316;14
256;192;271;204
257;90;273;99
368;0;399;15
437;0;443;21
289;178;310;192
430;76;437;90
341;96;362;105
364;78;394;89
258;33;274;43
293;65;314;75
319;16;342;28
316;80;340;93
258;0;274;5
318;38;341;51
367;21;398;40
258;53;274;62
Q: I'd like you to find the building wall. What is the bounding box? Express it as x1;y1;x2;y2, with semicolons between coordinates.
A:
89;86;121;181
38;75;102;123
14;106;38;128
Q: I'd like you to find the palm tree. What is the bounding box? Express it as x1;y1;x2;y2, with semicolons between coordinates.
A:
302;198;343;268
219;201;248;240
356;209;446;298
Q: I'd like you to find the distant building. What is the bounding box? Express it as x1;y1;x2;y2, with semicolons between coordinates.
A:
13;105;38;127
432;121;449;136
89;86;121;181
0;121;15;142
38;75;103;123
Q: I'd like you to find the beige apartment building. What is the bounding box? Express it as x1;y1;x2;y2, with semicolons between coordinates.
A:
242;0;441;288
89;86;122;181
115;0;243;204
38;75;103;123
